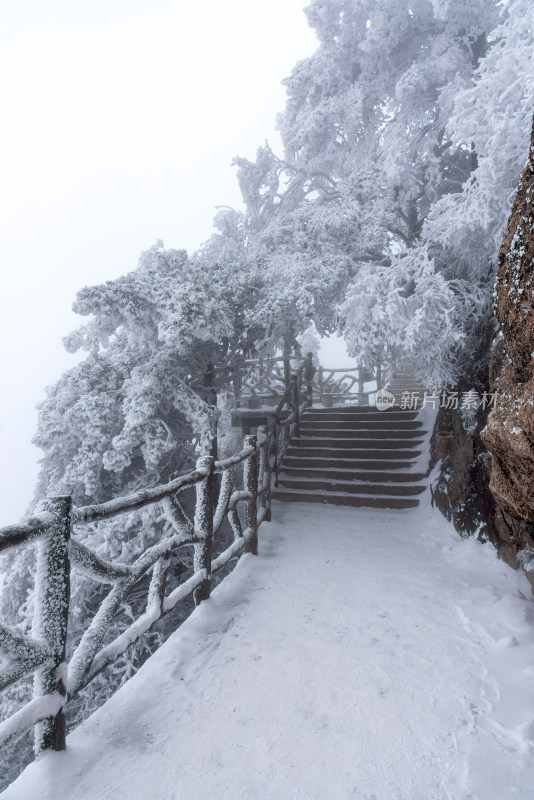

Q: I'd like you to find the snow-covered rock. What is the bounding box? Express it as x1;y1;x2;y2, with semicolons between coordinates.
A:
483;112;534;570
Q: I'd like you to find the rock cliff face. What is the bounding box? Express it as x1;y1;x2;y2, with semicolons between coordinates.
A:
482;116;534;569
431;405;497;543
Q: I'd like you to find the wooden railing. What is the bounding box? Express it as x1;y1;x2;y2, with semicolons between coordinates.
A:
237;355;287;402
237;354;394;408
0;373;305;757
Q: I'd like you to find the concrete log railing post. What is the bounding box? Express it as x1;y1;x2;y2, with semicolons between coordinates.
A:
290;374;300;438
243;435;258;555
257;426;271;522
318;366;324;404
32;495;72;753
269;417;280;488
193;455;215;604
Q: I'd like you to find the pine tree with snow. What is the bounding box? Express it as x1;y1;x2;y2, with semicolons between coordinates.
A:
233;0;534;387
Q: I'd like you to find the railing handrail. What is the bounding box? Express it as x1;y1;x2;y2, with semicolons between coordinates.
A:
0;361;305;765
0;514;55;553
236;354;395;408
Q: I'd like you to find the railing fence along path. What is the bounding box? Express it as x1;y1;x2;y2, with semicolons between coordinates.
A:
238;353;393;408
0;366;307;758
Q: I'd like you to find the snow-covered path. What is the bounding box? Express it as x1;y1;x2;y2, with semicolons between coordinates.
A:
3;497;534;800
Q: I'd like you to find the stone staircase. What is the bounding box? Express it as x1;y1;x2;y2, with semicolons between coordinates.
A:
386;370;429;408
272;404;427;509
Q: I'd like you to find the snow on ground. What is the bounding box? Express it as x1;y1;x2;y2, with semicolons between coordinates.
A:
3;492;534;800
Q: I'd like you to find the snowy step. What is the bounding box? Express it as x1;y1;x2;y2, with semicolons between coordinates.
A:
304;411;420;422
299;419;423;431
389;385;422;389
387;390;428;397
274;397;427;509
280;466;426;483
271;488;420;509
285;446;421;460
388;384;427;389
297;427;426;440
387;380;426;386
387;386;429;393
282;456;417;470
277;477;426;497
295;437;424;450
387;377;427;386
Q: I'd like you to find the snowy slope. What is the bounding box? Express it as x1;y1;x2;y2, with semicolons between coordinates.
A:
3;495;534;799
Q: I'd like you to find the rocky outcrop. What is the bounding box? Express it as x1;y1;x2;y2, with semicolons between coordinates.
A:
482;115;534;571
431;406;497;541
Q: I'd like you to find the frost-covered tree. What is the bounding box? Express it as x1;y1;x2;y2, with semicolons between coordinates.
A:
341;249;491;387
234;0;519;383
297;324;322;364
195;207;266;372
412;0;534;387
33;242;230;504
339;0;534;386
231;145;358;357
26;235;254;649
427;0;534;273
